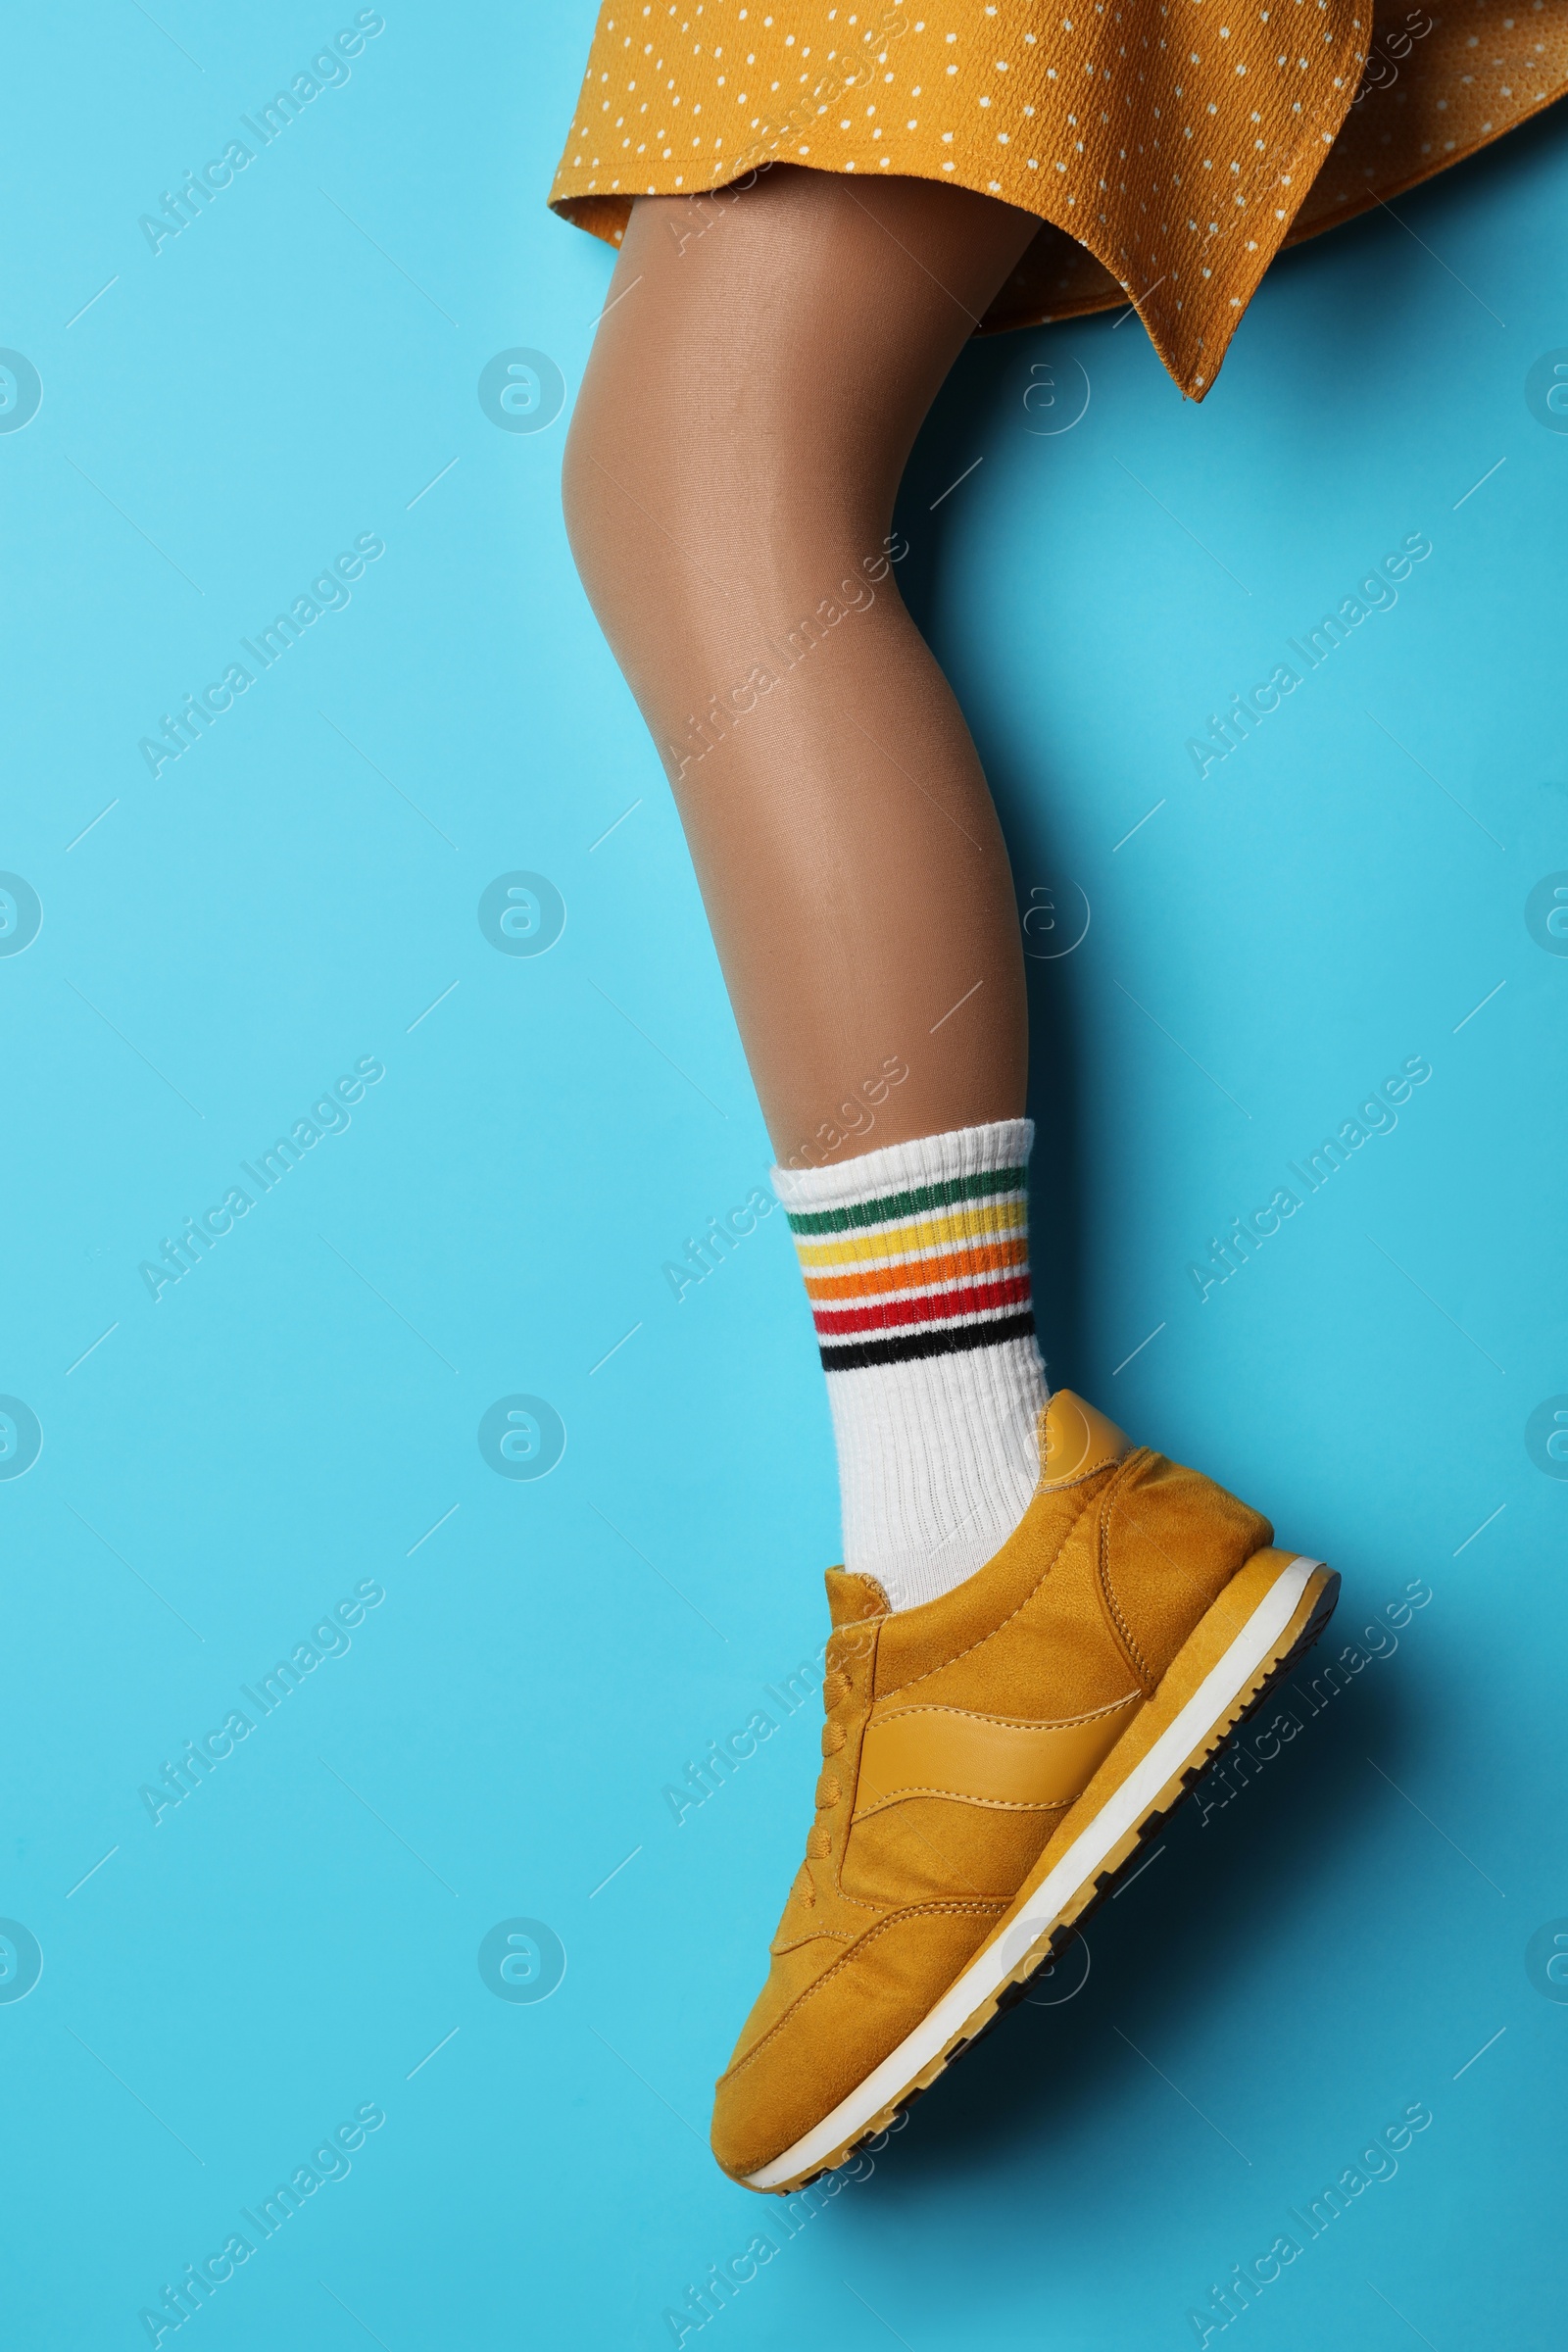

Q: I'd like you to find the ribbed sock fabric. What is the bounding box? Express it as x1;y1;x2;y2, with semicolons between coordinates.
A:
773;1120;1050;1611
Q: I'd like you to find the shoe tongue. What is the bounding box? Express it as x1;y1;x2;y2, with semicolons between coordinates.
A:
824;1567;890;1626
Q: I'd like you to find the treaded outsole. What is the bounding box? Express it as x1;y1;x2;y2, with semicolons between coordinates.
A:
761;1562;1341;2192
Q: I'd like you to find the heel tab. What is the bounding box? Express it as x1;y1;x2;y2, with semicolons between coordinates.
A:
825;1567;891;1626
1039;1392;1132;1490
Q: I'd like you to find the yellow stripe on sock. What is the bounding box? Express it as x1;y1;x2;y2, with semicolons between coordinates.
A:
793;1199;1028;1272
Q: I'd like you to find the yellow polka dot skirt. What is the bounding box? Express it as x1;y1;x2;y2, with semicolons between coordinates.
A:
549;0;1568;396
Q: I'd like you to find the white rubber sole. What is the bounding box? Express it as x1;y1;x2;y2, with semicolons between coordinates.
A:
744;1551;1322;2191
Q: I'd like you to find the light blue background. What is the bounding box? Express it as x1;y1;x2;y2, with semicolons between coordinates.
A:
4;5;1565;2345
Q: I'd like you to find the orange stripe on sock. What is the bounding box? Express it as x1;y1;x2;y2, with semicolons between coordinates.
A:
803;1237;1028;1304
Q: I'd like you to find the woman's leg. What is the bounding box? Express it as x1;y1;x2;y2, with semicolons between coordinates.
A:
559;177;1348;2189
564;166;1046;1611
562;165;1039;1165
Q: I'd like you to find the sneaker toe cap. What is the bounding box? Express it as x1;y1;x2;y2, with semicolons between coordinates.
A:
710;1901;1003;2182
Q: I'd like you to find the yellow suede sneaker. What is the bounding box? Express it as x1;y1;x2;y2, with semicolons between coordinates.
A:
710;1390;1339;2191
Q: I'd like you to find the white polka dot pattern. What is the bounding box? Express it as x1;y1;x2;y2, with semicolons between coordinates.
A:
549;0;1568;395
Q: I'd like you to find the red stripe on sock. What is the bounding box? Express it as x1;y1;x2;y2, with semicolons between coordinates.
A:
810;1273;1032;1340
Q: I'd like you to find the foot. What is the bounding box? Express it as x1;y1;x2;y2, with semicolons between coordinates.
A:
710;1390;1339;2190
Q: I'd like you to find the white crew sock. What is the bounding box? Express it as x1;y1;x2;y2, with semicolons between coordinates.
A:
773;1120;1050;1611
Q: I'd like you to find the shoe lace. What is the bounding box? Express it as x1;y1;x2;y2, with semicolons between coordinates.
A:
793;1630;866;1906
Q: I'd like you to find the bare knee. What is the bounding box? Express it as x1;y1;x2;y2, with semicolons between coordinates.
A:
559;361;636;623
559;395;615;620
560;172;951;709
560;311;732;685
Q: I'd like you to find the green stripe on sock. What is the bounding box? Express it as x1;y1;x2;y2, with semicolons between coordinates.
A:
784;1163;1027;1238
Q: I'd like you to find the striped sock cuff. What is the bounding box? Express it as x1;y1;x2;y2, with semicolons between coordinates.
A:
773;1121;1037;1374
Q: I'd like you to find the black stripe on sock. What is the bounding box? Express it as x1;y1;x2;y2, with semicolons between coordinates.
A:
819;1309;1036;1375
